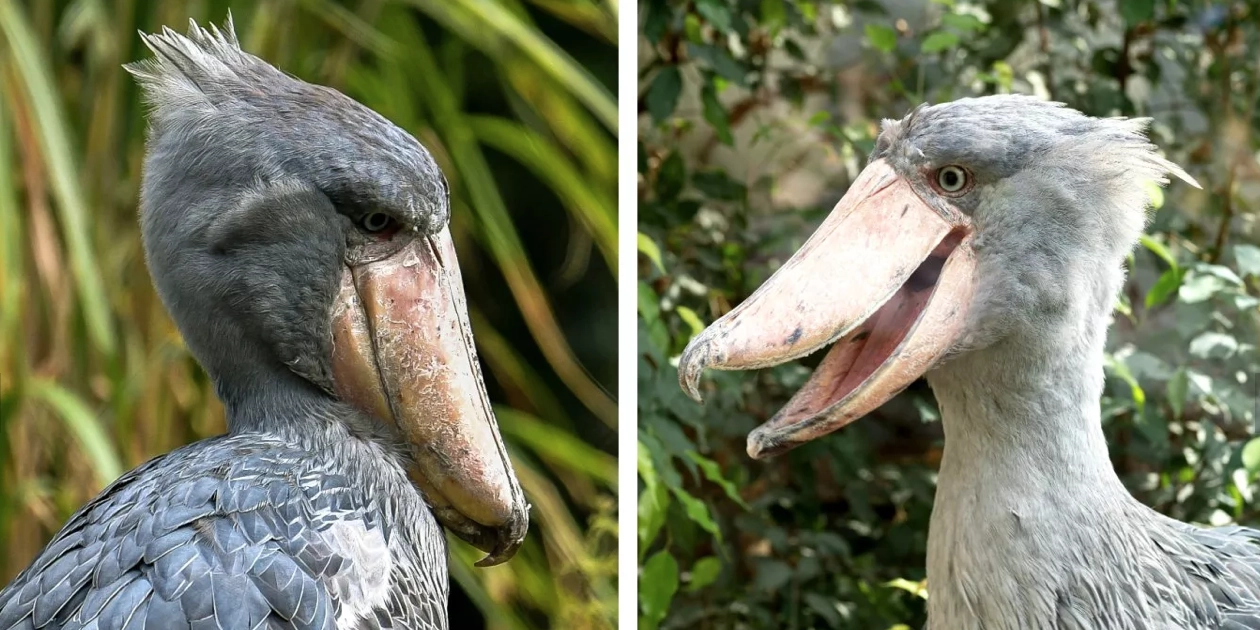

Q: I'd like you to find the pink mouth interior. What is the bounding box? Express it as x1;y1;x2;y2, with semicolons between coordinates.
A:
769;231;964;425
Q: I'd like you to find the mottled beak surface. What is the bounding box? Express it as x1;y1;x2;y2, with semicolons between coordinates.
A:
678;159;977;459
330;228;527;567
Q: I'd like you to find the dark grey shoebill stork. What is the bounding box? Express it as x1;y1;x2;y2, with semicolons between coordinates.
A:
0;17;527;630
679;95;1260;629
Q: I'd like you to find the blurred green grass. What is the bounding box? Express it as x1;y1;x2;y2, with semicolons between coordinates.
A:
0;1;617;628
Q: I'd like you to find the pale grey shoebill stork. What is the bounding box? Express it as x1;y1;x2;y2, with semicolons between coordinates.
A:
0;17;527;630
679;95;1260;629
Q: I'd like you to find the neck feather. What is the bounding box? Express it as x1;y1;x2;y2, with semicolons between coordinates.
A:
920;254;1161;627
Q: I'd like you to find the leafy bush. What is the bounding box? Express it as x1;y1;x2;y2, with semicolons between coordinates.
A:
637;0;1260;628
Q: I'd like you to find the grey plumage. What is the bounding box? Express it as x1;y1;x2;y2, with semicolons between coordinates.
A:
0;16;456;630
0;427;447;630
870;96;1260;629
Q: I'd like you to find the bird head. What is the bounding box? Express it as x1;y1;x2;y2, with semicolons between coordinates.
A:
678;95;1198;459
127;17;526;566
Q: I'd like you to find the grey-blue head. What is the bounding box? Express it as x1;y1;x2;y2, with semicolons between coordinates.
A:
125;17;527;566
679;94;1197;457
125;16;450;401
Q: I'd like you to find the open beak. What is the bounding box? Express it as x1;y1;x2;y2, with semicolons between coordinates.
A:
330;227;527;567
678;159;976;459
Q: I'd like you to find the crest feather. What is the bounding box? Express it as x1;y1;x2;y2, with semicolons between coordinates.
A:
123;13;256;117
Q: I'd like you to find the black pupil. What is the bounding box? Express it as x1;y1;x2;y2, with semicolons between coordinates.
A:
942;169;959;188
363;213;390;232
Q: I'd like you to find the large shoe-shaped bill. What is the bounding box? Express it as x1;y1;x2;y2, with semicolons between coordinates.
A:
678;159;977;459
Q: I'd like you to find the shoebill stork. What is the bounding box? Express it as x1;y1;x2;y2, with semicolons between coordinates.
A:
0;18;527;630
679;95;1260;628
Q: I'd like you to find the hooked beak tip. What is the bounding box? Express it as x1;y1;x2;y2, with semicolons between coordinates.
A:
746;428;785;460
677;337;711;403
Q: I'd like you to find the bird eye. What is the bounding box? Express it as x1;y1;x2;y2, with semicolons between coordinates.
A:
360;212;395;234
936;166;969;193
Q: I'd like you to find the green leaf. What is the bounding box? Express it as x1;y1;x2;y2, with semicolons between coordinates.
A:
804;592;844;627
647;67;682;123
675;306;706;338
1138;234;1177;271
1233;244;1260;278
1179;271;1230;303
639;281;661;322
1167;367;1188;420
865;23;898;52
1145;269;1182;308
655;151;686;201
1142;180;1165;209
686;43;747;84
920;31;959;53
761;0;787;32
638;232;665;274
686;450;749;509
1196;264;1244;286
1186;369;1214;397
1104;354;1145;413
638;441;670;554
752;558;793;591
671;486;720;537
1120;0;1155;26
940;13;984;32
885;577;930;599
992;60;1014;90
686;556;722;592
638;483;670;555
695;0;733;31
1242;438;1260;476
640;551;681;627
701;81;734;145
1188;332;1238;359
693;170;746;200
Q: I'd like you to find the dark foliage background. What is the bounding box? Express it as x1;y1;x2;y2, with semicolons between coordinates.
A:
637;0;1260;628
0;1;617;628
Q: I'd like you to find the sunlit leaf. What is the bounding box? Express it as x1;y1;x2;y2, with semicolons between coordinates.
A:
1104;354;1145;412
865;23;897;52
640;551;680;627
638;232;666;274
686;450;748;509
686;556;721;592
885;577;930;599
1139;234;1177;270
671;485;721;538
674;306;705;338
1234;244;1260;278
920;31;959;53
1242;439;1260;476
941;13;985;32
1188;332;1237;360
760;0;786;32
1146;269;1182;308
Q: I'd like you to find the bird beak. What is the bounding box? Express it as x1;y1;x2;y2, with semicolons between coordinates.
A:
330;227;527;567
678;158;976;459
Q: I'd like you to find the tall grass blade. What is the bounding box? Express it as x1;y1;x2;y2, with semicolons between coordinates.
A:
404;0;616;130
0;0;114;356
28;379;123;487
